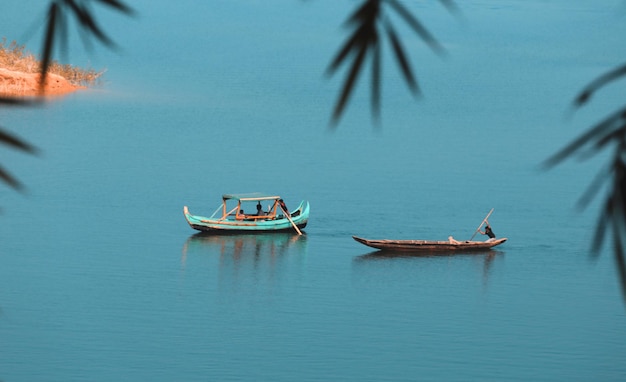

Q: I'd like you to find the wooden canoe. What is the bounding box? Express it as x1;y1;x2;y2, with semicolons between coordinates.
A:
352;236;507;252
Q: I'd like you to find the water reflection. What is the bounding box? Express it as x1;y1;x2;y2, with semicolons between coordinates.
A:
181;233;309;291
355;249;503;260
182;232;308;264
353;249;504;288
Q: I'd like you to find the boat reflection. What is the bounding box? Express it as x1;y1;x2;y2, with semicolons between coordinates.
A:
355;248;503;260
182;232;307;262
353;249;504;288
181;232;308;289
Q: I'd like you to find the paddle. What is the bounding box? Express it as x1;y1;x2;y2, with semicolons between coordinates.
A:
279;203;302;235
470;208;494;241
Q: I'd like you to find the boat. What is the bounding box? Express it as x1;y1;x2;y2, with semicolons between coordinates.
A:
183;193;309;234
352;208;507;253
352;236;507;252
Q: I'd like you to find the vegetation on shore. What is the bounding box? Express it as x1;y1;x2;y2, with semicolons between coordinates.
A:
0;38;103;87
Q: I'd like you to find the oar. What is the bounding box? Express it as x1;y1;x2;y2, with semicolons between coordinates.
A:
470;208;494;240
279;204;302;235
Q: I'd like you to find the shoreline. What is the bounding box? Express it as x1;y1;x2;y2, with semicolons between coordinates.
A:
0;67;83;97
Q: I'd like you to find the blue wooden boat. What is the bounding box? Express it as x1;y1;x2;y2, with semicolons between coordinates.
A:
183;193;309;234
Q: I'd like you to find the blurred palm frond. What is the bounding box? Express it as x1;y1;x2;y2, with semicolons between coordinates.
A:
544;63;626;301
326;0;454;126
0;129;38;191
0;0;133;197
39;0;135;90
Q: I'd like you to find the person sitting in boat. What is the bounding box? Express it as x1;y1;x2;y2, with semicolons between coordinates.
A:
479;224;496;242
256;202;265;216
236;209;245;220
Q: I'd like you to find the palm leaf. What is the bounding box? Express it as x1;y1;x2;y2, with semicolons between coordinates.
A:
384;18;419;94
0;165;23;191
39;2;59;91
371;37;381;121
344;0;380;27
547;55;626;301
614;232;626;299
577;163;610;210
0;129;38;154
328;1;379;125
1;0;132;195
386;0;445;54
332;43;369;123
0;97;35;106
38;0;134;83
574;63;626;107
93;0;135;15
63;0;116;48
328;0;453;125
591;200;610;254
543;106;626;167
326;27;366;76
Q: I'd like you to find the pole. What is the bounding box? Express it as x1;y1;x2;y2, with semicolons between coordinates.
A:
280;204;302;235
470;208;494;241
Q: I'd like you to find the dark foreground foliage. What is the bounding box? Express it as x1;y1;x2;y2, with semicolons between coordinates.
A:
0;0;134;194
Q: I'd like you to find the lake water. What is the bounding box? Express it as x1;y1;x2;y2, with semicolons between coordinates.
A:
1;1;625;381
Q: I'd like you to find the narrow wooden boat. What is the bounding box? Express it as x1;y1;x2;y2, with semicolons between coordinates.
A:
184;193;309;234
353;209;507;253
352;236;507;252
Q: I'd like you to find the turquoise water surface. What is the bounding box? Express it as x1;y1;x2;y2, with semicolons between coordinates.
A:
1;1;625;381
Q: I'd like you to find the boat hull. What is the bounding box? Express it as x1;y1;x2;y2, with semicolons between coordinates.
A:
352;236;507;252
184;201;309;234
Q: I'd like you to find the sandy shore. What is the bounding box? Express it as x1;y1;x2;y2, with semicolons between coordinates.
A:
0;67;83;97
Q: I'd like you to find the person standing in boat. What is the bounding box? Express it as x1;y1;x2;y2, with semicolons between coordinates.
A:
278;199;289;215
479;224;496;241
256;202;265;216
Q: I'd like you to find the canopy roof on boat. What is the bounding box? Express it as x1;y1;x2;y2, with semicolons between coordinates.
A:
222;193;281;202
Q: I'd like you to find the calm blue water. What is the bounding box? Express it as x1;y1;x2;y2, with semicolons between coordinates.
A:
1;1;625;381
